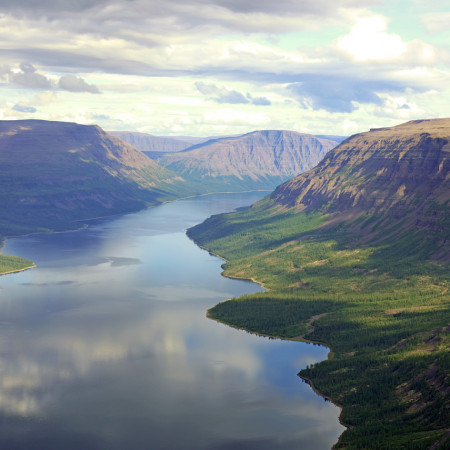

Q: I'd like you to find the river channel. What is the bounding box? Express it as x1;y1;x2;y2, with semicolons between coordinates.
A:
0;192;344;449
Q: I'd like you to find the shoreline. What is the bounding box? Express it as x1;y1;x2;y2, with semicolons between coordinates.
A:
0;190;271;276
0;263;36;276
196;239;347;445
189;238;270;291
0;238;36;276
1;189;346;444
298;373;348;450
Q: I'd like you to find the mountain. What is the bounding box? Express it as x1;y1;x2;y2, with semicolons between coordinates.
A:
272;119;449;244
108;131;239;161
157;130;339;191
108;131;241;154
0;120;196;235
107;131;196;153
188;119;450;448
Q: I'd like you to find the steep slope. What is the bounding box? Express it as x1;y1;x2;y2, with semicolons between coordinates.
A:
274;120;449;212
157;130;338;191
188;119;450;448
271;119;450;252
0;120;196;235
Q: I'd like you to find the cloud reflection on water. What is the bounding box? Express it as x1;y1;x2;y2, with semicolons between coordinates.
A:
0;193;344;449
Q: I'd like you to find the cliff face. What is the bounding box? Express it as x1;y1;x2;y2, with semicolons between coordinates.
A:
157;130;338;189
0;120;192;235
271;120;450;225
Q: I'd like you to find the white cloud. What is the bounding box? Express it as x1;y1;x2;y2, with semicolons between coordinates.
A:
337;15;407;62
0;0;448;136
203;108;271;126
374;93;423;120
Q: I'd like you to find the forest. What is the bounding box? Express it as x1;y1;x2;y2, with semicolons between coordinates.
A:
188;198;450;449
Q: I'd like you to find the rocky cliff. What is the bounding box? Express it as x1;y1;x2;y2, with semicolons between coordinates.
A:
271;119;450;233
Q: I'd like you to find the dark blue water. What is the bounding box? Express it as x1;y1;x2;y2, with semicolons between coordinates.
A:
0;192;343;449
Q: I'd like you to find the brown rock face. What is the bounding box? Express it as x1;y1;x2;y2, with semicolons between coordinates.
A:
157;130;338;183
0;120;190;234
271;119;450;223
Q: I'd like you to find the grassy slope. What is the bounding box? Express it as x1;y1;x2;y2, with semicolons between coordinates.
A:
187;197;450;449
0;253;34;275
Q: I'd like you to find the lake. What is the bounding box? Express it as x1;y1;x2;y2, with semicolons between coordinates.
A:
0;192;344;449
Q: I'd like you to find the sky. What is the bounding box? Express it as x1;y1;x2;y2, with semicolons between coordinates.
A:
1;0;449;137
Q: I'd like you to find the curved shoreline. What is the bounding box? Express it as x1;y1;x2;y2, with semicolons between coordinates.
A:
0;264;36;276
1;190;346;445
197;239;347;446
0;239;36;276
0;190;272;276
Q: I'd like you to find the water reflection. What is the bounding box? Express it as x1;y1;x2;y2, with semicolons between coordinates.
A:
0;193;344;449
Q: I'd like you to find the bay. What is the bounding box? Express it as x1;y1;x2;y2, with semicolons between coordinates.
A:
0;192;344;449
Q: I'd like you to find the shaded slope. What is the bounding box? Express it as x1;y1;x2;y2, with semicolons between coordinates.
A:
158;130;338;191
0;120;195;235
188;119;450;448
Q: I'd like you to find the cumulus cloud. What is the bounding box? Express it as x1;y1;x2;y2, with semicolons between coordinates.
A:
12;104;37;113
58;74;100;94
247;94;271;106
10;63;52;89
0;0;448;134
337;16;406;62
196;82;249;104
5;63;100;94
195;82;270;106
287;75;421;113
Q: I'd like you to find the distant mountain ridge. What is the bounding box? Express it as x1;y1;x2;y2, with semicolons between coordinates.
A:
0;120;196;235
107;131;197;153
107;131;240;154
156;130;339;191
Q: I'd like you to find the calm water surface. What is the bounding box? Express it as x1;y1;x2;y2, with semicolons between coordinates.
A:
0;192;344;449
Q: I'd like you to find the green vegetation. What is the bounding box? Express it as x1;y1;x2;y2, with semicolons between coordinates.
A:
173;172;288;193
0;246;34;275
188;200;450;449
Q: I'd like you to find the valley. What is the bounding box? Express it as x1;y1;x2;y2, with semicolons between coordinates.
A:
188;119;450;449
0;117;448;448
2;0;449;448
0;121;338;274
